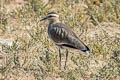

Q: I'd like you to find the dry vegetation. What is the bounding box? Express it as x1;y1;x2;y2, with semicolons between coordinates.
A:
0;0;120;80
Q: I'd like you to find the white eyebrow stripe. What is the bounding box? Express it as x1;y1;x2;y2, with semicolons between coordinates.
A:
48;14;59;17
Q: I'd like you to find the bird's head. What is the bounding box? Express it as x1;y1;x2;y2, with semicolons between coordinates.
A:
40;12;59;23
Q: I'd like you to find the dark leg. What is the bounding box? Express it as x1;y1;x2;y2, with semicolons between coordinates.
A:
64;49;68;69
59;48;61;69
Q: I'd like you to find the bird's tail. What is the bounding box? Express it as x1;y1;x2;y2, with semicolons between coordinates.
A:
81;45;90;52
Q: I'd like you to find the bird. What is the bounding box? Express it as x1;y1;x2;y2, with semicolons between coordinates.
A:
40;12;90;69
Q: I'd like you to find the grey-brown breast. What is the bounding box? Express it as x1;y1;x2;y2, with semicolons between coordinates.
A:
48;23;89;52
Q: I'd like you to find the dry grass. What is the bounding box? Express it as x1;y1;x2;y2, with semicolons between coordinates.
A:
0;0;120;80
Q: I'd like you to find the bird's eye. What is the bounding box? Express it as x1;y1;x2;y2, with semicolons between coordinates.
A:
48;15;53;18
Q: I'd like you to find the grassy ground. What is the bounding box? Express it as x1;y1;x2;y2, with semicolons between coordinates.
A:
0;0;120;80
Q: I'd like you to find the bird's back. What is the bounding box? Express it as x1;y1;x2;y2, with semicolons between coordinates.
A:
48;22;89;52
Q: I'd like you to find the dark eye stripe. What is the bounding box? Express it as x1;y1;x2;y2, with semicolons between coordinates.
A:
48;15;55;18
48;15;53;17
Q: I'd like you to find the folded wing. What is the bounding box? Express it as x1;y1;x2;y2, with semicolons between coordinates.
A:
48;23;90;52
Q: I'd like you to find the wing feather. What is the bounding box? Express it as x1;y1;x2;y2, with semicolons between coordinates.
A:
48;23;89;52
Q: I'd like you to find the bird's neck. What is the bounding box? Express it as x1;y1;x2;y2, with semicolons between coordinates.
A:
49;19;60;24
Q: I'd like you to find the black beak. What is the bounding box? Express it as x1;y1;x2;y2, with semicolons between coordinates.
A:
40;16;48;21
